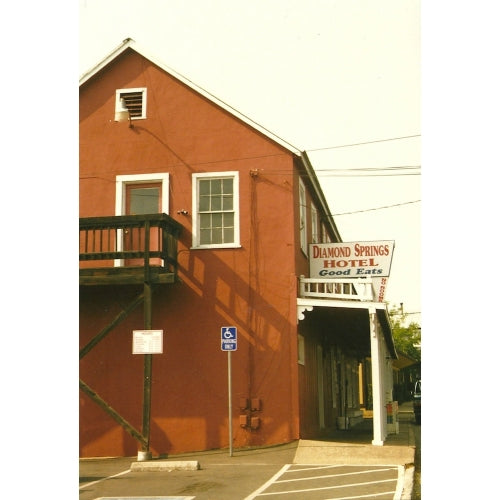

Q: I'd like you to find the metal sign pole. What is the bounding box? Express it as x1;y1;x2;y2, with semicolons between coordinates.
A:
221;326;237;457
228;349;233;457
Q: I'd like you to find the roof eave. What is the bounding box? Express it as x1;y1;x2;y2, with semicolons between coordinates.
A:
79;38;302;156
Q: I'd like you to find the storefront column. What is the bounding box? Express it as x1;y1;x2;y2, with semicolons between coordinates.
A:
369;307;386;445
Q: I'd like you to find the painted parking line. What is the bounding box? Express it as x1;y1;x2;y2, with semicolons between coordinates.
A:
245;464;401;499
94;497;195;500
79;468;131;490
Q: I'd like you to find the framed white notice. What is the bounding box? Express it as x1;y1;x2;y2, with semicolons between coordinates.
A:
133;330;164;354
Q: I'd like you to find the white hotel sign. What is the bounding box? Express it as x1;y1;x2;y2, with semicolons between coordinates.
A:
309;241;395;279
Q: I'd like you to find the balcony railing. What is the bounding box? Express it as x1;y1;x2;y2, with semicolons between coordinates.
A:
299;276;376;302
79;214;183;279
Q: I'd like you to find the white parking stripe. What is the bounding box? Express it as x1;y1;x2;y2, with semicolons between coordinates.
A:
79;468;131;490
325;491;397;500
255;478;397;496
243;464;291;500
288;464;343;473
277;467;397;483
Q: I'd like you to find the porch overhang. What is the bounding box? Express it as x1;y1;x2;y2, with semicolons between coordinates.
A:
297;297;397;359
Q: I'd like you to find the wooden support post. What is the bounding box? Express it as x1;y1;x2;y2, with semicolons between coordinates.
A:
140;223;153;460
80;379;147;448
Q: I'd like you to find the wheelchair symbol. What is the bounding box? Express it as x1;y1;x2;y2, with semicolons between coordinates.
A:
223;327;235;339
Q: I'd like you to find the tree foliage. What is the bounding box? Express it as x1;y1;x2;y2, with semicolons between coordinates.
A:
389;306;421;362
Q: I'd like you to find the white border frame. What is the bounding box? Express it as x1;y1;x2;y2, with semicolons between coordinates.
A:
192;171;240;249
299;178;308;255
114;173;170;266
115;87;147;120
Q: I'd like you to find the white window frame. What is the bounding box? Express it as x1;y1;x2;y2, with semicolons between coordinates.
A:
192;171;240;249
298;334;305;365
299;179;308;254
114;173;170;266
321;223;332;243
115;87;147;121
311;203;319;243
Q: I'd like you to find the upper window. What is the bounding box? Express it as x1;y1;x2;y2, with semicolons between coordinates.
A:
192;172;240;249
311;203;319;244
115;173;169;216
299;179;307;254
115;88;147;121
321;223;331;243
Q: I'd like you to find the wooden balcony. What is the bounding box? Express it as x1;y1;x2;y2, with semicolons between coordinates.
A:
79;214;183;286
299;276;376;302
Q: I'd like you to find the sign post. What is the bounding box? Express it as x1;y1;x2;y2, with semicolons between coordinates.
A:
221;327;237;457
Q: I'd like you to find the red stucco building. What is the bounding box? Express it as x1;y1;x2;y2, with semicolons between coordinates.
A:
79;39;397;459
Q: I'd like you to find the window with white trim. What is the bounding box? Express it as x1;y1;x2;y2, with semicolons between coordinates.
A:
298;335;305;365
192;172;240;248
115;87;147;121
311;203;319;243
115;173;169;216
321;223;332;243
299;179;307;254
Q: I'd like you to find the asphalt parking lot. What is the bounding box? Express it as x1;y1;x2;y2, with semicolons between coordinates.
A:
80;403;416;499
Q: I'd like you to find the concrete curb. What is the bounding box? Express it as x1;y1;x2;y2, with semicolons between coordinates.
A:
293;439;415;466
130;460;200;471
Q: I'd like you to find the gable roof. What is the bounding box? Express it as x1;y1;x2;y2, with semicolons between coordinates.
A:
80;38;302;155
80;38;342;242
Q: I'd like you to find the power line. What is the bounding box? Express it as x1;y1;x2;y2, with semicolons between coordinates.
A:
315;166;420;171
307;134;421;152
328;200;420;216
316;172;420;177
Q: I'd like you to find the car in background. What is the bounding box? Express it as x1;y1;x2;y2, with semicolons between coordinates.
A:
413;379;421;424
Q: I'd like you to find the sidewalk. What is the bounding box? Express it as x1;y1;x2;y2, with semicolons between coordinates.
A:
80;402;416;467
294;401;416;465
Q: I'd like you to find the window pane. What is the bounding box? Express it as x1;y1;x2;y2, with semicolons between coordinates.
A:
199;196;210;212
211;196;222;211
200;228;211;245
222;178;233;194
223;227;234;242
222;195;233;210
212;227;222;243
130;187;159;214
200;213;211;229
223;212;234;227
199;179;210;195
212;213;222;228
210;179;222;195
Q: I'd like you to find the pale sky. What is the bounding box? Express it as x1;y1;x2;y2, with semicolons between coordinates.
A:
79;0;421;320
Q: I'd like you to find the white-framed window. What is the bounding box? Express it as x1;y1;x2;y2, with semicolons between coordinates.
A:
311;203;319;243
192;172;240;249
115;173;169;216
321;223;332;243
115;87;147;121
299;179;307;254
298;335;305;365
114;173;169;267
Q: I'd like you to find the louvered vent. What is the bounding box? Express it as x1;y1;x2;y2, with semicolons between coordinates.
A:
115;88;147;120
120;91;143;117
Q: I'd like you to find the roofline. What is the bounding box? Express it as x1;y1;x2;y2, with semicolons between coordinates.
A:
299;151;342;242
79;38;302;156
80;39;342;244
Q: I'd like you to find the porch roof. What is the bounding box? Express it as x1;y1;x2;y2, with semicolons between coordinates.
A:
297;298;397;359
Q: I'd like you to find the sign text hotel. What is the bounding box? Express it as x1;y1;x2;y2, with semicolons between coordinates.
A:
309;241;395;278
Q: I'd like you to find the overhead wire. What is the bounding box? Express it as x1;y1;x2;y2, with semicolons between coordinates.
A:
328;200;420;216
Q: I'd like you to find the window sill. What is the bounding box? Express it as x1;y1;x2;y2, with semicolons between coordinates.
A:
191;244;242;250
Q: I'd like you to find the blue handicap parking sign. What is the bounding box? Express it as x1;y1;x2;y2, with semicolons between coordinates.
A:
221;326;237;350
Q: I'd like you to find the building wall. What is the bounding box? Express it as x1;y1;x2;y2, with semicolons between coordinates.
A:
80;50;304;457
